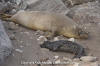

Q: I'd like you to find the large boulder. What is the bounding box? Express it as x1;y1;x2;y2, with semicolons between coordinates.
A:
25;0;69;15
0;20;13;65
62;0;96;7
0;0;69;15
66;1;100;25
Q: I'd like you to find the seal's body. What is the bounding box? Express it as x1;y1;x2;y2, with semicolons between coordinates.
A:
40;40;86;58
1;11;88;39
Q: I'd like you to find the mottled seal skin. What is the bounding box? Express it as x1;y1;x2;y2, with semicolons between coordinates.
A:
40;40;86;58
0;10;88;39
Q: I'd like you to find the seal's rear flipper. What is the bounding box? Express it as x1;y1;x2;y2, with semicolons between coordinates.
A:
0;13;12;21
0;13;12;18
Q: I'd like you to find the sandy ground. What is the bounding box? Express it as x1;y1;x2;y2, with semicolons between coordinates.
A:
1;21;100;66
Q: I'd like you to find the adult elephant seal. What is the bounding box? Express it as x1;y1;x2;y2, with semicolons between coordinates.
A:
0;10;88;39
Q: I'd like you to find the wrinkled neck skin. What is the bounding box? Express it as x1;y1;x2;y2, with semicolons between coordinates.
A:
61;25;88;39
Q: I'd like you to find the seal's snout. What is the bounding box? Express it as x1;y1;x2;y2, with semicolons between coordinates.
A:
79;31;89;39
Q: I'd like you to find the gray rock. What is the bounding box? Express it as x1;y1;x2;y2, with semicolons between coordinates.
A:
0;20;13;65
1;0;69;15
26;0;69;15
79;62;99;66
15;0;28;10
0;2;14;13
67;1;100;25
8;22;18;30
62;0;96;7
37;36;47;44
7;0;28;10
9;34;16;40
80;56;98;62
0;0;27;14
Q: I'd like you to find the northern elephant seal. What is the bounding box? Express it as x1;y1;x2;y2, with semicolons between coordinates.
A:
40;40;86;58
0;10;88;39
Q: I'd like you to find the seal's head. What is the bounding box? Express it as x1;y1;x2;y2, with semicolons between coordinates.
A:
75;28;88;39
40;41;56;51
40;41;50;48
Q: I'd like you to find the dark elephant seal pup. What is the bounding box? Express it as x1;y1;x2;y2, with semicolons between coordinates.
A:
40;40;86;58
1;10;88;39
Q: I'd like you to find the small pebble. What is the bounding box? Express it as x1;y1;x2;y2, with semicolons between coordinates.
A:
53;37;59;41
68;38;75;42
55;59;61;64
9;34;16;40
20;41;24;43
20;45;24;48
15;49;23;53
37;36;47;44
10;9;17;14
73;62;79;66
23;32;30;35
35;30;44;36
54;56;59;59
16;24;19;26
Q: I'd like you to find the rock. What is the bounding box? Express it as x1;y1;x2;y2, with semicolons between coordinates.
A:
79;62;99;66
67;1;100;25
20;41;24;43
62;0;96;7
16;0;28;10
9;34;16;40
37;36;47;44
73;62;80;66
68;38;75;42
63;57;72;62
8;22;18;30
54;56;59;59
20;45;24;48
0;0;27;13
23;32;30;35
53;37;60;41
35;30;44;36
26;0;69;15
0;2;14;13
0;20;13;65
10;9;17;14
55;59;61;64
80;56;98;62
73;58;80;62
53;36;67;41
9;0;28;10
15;49;23;53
